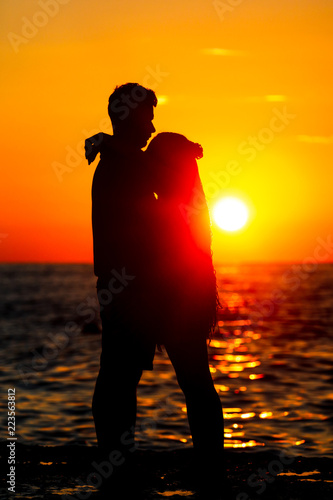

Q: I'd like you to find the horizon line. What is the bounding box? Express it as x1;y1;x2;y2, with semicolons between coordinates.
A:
1;260;332;266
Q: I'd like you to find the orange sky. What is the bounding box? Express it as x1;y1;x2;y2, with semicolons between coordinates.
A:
1;0;332;264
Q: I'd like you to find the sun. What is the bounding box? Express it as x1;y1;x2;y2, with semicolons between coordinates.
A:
213;197;249;232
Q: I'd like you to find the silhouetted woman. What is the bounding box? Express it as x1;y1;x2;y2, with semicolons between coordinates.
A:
146;132;225;496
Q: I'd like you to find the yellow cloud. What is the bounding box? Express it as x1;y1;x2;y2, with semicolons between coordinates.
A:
265;95;287;102
201;48;245;57
297;135;333;144
245;95;288;103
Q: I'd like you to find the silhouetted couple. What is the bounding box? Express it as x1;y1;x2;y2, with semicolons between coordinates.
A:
86;83;226;498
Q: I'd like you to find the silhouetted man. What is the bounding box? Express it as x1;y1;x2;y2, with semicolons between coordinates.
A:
86;84;228;499
86;83;158;492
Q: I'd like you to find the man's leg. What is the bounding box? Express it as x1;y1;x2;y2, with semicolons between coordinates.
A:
91;327;143;496
92;301;144;451
92;357;142;455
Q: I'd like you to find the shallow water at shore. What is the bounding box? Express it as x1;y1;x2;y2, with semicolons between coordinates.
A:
0;443;332;500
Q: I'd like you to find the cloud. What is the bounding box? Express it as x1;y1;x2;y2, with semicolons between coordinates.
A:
297;135;333;144
264;95;287;102
245;95;288;103
201;48;245;57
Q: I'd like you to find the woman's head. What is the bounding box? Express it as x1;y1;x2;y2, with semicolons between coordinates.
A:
147;132;203;164
146;132;203;199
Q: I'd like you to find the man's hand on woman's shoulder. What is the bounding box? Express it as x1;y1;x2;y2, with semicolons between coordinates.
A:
85;133;113;164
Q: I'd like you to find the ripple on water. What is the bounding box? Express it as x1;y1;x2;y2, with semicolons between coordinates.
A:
1;263;333;457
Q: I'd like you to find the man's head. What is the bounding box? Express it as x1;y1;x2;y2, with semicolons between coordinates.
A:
108;83;157;149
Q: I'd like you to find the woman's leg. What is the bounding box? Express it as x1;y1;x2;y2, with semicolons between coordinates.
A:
164;334;228;498
164;335;224;456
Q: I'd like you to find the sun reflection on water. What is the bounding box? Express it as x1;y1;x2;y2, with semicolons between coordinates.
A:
137;264;332;455
205;284;283;450
9;263;332;458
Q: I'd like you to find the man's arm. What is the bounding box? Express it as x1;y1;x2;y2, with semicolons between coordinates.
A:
85;132;113;164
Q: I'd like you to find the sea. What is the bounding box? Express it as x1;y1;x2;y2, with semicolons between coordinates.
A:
1;263;332;460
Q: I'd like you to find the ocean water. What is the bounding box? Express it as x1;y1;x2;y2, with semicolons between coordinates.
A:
0;263;332;459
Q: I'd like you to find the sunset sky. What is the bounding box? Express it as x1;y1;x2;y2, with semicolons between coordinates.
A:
1;0;332;264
